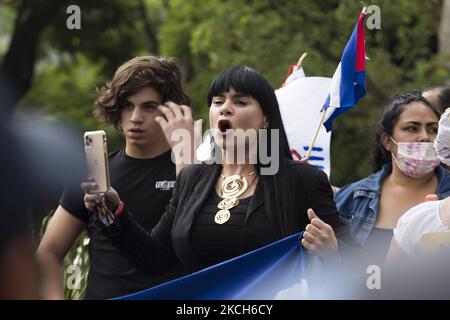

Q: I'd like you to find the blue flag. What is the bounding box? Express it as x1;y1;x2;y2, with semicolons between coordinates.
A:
114;232;309;300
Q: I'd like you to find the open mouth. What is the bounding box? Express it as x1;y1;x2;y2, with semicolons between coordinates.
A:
129;128;145;133
218;120;233;133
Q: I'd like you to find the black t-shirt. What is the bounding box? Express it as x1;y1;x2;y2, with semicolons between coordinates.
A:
363;227;393;265
60;149;181;299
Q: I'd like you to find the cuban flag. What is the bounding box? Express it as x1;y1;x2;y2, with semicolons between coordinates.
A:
322;8;367;132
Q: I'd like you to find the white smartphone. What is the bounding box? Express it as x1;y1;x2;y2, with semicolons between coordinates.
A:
84;130;110;193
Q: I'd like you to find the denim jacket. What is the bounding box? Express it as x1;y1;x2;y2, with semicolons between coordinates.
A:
335;163;450;247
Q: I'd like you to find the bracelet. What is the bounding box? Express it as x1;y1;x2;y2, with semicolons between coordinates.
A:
114;201;125;217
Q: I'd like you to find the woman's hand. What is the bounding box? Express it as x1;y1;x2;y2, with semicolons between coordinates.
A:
302;208;339;256
81;177;121;211
425;194;439;201
155;101;202;174
155;101;195;148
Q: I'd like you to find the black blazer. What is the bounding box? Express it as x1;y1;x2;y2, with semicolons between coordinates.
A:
107;161;351;276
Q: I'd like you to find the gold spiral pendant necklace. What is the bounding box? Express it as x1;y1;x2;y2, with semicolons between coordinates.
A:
214;171;256;225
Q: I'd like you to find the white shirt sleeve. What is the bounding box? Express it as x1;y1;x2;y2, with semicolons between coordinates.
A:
394;201;448;256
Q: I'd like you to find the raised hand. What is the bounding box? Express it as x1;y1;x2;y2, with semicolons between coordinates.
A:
301;208;339;256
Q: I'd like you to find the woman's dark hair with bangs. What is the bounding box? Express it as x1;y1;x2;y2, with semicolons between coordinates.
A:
207;66;294;235
373;90;441;172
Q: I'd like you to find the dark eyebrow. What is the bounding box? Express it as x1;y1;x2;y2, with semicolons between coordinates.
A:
402;121;422;126
123;100;160;107
141;100;160;105
233;92;251;99
123;99;160;105
402;121;438;126
213;92;251;98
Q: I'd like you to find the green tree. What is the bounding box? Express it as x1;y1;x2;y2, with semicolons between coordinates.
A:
159;0;450;185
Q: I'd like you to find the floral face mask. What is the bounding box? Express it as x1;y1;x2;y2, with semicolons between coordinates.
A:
390;137;441;179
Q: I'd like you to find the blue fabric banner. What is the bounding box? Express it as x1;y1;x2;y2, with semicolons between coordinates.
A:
115;232;309;300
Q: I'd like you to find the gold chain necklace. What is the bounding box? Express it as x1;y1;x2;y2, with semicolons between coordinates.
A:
214;170;256;225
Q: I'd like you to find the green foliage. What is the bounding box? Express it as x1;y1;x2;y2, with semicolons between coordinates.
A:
0;2;15;55
62;231;89;300
1;0;448;299
43;0;153;76
21;52;125;151
23;53;102;128
158;0;449;184
1;0;447;182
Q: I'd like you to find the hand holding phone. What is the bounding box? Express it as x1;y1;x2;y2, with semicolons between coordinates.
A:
84;130;110;193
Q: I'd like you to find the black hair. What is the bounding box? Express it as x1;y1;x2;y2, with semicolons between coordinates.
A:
207;66;294;235
95;56;191;129
423;86;450;113
373;90;441;172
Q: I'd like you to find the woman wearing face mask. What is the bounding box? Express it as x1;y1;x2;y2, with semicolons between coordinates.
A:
385;108;450;260
81;66;353;282
335;90;450;265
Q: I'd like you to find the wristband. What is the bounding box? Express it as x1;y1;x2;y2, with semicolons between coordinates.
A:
114;201;125;217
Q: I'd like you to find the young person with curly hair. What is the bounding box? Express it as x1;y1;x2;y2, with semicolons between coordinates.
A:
37;56;195;299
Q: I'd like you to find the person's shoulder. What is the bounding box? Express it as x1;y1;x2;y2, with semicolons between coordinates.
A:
108;148;122;159
438;165;450;180
285;160;324;178
335;180;359;197
178;163;216;179
395;200;441;242
336;170;382;199
398;201;440;230
394;200;441;256
437;166;450;194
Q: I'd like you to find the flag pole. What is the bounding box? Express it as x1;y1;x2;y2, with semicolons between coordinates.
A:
304;109;327;161
304;6;367;162
295;52;308;70
297;51;325;162
291;52;322;162
304;7;366;161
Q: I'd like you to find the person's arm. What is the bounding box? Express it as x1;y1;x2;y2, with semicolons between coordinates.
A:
0;233;39;299
36;205;84;300
302;167;359;258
